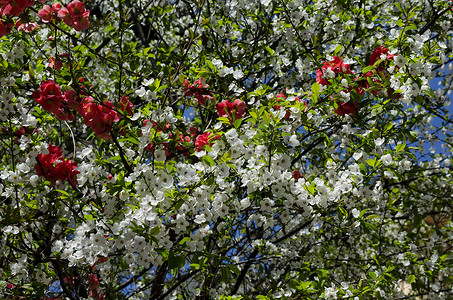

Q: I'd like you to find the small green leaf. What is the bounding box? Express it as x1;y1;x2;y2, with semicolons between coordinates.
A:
234;117;243;129
338;206;348;220
366;214;380;220
396;142;406;153
367;158;376;167
408;274;415;284
311;82;320;104
362;65;375;74
265;46;275;56
202;155;215;167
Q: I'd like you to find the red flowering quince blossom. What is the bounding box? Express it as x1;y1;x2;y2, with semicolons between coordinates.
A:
182;78;214;106
0;0;34;17
334;102;359;116
16;19;40;32
35;144;79;187
32;80;75;121
359;45;397;97
216;99;246;122
292;169;302;181
316;56;353;86
48;56;63;70
119;95;133;116
38;5;53;22
316;57;360;116
0;20;13;37
369;45;395;67
57;0;90;31
81;99;120;140
195;131;220;151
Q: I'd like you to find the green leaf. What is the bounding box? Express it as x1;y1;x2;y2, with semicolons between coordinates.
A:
229;264;241;275
408;274;415;284
359;209;369;218
366;214;380;220
396;142;406;153
338;206;348;220
407;131;417;143
202;155;215;167
265;46;275;56
168;251;185;270
56;189;70;197
234;117;243;129
334;44;342;55
362;65;375;74
149;226;161;235
366;158;376;167
179;74;185;84
311;82;320;104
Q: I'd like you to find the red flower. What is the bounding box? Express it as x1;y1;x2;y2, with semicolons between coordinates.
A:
49;57;63;70
217;99;246;122
194;132;219;151
316;56;352;86
35;144;79;187
274;91;307;119
57;7;73;26
182;78;213;106
52;3;62;13
32;80;64;115
369;46;394;66
81;100;120;140
119;95;133;116
67;0;86;17
0;0;34;17
216;100;233;118
0;20;13;38
38;5;53;23
16;20;40;32
72;11;90;31
292;170;302;181
334;102;359;116
57;0;90;31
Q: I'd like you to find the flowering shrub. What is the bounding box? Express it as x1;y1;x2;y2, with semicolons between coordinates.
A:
1;0;453;299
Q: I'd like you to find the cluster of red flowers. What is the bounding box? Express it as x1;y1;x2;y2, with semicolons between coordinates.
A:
316;56;360;116
316;46;396;116
182;78;214;106
81;99;121;140
38;0;90;31
88;273;105;300
34;80;133;140
32;80;75;121
0;0;34;17
0;0;38;37
194;131;219;152
35;144;79;187
360;46;396;96
143;119;194;157
216;99;246;122
143;119;220;155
